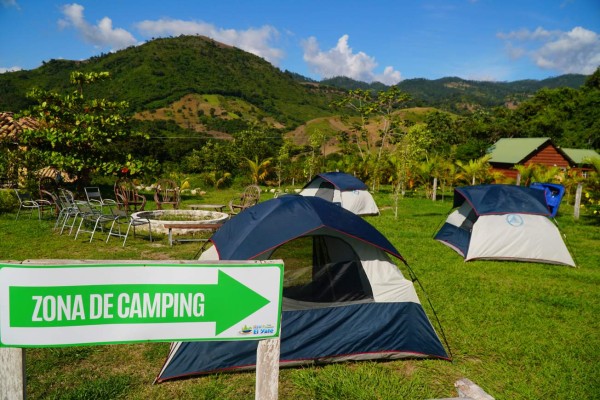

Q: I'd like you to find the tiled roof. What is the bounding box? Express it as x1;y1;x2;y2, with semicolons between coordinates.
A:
0;112;39;142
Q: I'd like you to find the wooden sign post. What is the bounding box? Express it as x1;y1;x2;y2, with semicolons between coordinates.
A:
1;348;25;400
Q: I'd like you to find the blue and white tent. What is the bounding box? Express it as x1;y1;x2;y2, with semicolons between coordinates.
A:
434;185;575;266
155;195;448;382
299;172;379;215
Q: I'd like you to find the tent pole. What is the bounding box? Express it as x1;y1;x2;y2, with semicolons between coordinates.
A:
402;260;453;360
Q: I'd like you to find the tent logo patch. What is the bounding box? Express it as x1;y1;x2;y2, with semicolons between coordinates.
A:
506;214;524;227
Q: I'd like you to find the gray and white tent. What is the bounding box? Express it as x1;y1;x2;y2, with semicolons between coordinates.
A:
434;185;575;266
299;172;379;215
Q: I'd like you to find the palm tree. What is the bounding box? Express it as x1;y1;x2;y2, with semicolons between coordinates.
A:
455;154;492;185
532;165;562;183
245;156;272;185
415;159;436;199
426;155;457;200
213;171;232;189
513;164;537;186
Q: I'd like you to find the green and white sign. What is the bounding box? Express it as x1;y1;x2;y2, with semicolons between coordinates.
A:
0;262;283;347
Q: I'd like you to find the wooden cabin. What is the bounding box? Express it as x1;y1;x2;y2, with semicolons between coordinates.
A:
487;137;599;180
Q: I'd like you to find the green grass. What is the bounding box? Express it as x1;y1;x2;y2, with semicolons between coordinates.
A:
1;187;599;399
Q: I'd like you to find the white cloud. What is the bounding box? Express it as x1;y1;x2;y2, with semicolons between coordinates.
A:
58;3;138;51
1;0;19;8
301;35;402;85
134;18;284;65
497;27;553;41
498;26;600;75
0;66;22;73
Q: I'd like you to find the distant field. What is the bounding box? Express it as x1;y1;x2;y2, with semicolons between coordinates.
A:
1;188;598;399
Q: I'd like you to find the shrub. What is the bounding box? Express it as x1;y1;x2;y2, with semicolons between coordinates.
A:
0;189;17;213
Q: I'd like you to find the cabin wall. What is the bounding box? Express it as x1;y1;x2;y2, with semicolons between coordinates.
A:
523;142;571;168
490;142;577;181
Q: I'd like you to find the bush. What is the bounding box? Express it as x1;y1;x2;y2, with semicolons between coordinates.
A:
0;189;17;213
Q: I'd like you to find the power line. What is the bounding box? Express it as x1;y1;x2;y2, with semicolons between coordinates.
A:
146;136;285;140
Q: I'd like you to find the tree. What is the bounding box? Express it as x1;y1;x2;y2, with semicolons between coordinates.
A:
582;156;600;218
513;164;537;186
424;110;458;155
19;71;154;187
306;128;326;180
455;154;492;185
389;123;433;218
435;156;457;201
276;139;293;188
532;164;562;184
245;156;273;185
584;66;600;90
202;170;232;189
332;86;411;189
232;126;279;164
331;88;374;161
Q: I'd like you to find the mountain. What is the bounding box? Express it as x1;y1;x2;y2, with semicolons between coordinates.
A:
318;75;588;112
0;35;589;130
0;35;339;129
320;76;389;92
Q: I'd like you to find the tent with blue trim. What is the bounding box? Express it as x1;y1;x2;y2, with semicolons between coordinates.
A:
299;172;379;215
434;185;574;266
155;195;448;382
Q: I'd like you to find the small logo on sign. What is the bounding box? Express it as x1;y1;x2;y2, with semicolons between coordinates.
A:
506;214;524;227
239;325;253;335
238;323;275;335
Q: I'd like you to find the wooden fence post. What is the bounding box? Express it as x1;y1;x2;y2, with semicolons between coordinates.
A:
574;183;583;220
432;178;438;201
255;338;280;400
1;348;25;400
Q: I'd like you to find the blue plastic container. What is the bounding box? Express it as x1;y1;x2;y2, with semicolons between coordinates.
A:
530;182;565;217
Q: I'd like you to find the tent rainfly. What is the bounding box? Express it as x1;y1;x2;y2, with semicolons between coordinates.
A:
299;172;379;215
155;195;449;382
434;185;575;266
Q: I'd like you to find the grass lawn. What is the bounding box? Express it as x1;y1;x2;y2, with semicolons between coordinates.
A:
1;187;598;399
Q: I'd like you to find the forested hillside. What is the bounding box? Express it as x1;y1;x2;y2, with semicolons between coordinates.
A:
321;74;588;112
0;35;337;128
0;35;588;125
0;35;597;196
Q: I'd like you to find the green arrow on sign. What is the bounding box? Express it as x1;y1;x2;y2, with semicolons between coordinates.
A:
9;270;269;335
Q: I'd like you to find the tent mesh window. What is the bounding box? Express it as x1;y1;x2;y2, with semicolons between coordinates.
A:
272;235;374;303
314;181;335;202
461;207;478;230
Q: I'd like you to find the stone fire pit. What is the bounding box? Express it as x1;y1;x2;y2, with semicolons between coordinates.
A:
131;209;229;235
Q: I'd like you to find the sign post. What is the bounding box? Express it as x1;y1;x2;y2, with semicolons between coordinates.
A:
0;348;25;400
0;260;283;398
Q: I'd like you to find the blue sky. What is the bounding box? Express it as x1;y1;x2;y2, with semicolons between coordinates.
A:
1;0;599;83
